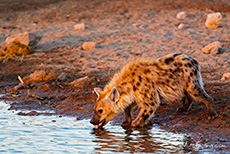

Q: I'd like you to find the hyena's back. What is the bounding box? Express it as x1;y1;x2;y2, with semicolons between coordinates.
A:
153;53;203;102
113;53;202;103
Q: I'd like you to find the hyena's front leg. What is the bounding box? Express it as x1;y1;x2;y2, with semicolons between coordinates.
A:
121;106;132;128
131;106;155;127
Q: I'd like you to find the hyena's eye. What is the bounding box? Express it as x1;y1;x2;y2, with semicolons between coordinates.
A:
98;109;103;114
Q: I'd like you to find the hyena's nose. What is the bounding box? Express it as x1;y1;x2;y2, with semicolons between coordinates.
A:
90;118;96;125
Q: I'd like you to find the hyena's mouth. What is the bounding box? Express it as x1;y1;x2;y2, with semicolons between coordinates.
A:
94;119;105;129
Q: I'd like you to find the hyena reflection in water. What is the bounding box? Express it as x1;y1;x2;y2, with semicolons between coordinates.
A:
90;53;218;129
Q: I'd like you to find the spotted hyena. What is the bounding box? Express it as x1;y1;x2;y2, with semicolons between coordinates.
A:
90;53;218;129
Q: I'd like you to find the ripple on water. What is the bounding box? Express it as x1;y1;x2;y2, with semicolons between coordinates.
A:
0;101;198;153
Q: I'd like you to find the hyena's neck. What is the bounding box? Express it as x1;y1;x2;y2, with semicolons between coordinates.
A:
104;84;135;113
116;92;135;112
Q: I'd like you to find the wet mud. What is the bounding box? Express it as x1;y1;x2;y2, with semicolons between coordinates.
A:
0;0;230;152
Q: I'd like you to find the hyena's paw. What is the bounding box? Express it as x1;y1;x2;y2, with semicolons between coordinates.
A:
121;121;131;128
208;110;218;120
144;120;153;127
131;120;144;128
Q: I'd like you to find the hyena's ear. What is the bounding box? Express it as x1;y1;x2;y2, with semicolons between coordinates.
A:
109;87;120;103
94;87;102;97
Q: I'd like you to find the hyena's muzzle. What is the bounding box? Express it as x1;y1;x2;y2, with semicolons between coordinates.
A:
90;114;105;129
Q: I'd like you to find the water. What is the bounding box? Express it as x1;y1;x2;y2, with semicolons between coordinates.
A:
0;101;197;153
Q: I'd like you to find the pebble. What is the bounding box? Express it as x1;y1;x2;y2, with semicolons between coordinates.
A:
178;23;185;29
82;42;96;50
70;76;90;88
221;73;230;81
74;23;85;30
201;41;221;54
132;24;137;28
205;12;222;29
176;12;186;19
57;72;67;81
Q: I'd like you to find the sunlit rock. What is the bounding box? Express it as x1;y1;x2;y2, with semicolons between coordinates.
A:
82;42;96;50
176;12;186;19
221;73;230;81
5;31;42;49
205;12;222;29
74;23;85;30
201;41;221;54
178;23;185;29
70;76;90;88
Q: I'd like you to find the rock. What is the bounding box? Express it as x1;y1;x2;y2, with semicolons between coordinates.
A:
201;41;221;54
82;42;96;50
18;111;39;116
178;23;185;29
6;32;29;48
31;82;41;88
28;70;46;83
132;24;137;28
23;70;56;86
0;42;6;52
205;12;222;29
74;23;85;30
221;73;230;81
28;31;43;49
176;12;186;19
38;83;51;92
27;111;39;116
70;76;90;88
44;71;56;81
5;31;42;49
57;72;67;81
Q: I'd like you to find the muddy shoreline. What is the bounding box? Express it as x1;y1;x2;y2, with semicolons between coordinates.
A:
0;0;230;152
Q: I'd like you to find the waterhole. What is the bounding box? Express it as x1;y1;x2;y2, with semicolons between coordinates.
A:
0;101;197;153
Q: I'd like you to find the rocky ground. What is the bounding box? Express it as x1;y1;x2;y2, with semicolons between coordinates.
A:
0;0;230;152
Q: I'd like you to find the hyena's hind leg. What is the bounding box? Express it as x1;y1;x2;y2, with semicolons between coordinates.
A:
186;79;218;120
177;90;193;113
188;88;217;119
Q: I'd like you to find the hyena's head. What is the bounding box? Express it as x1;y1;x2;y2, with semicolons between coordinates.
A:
90;87;120;129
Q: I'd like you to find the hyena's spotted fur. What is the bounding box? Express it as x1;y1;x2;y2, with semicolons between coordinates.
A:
90;53;218;128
